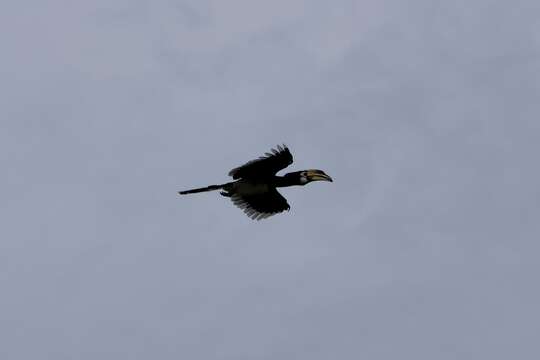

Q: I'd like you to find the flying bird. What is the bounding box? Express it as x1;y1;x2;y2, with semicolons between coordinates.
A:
178;145;333;220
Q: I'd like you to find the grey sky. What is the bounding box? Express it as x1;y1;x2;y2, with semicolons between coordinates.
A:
2;1;540;359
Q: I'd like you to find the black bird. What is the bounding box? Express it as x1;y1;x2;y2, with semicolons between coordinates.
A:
178;145;333;220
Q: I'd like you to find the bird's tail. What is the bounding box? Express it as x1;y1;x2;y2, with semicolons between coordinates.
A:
178;183;227;195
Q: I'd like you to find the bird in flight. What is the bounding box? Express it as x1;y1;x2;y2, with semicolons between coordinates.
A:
178;144;333;220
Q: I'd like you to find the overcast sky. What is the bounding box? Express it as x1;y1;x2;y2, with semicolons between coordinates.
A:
2;1;540;359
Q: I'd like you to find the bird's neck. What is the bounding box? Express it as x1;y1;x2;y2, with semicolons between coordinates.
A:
273;173;302;188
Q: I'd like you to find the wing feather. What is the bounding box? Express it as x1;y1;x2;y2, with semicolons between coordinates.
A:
228;144;293;180
230;188;290;220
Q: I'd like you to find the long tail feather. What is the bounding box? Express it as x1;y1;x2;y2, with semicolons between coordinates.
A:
178;184;224;195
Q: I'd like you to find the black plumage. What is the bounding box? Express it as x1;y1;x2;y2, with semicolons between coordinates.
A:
178;145;332;220
228;144;293;180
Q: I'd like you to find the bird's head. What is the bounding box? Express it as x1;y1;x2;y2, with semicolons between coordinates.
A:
296;169;333;185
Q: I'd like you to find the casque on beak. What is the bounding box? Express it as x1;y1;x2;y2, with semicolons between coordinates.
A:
306;169;333;182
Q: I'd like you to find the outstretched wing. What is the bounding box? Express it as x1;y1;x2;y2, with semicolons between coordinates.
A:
230;188;290;220
228;144;293;180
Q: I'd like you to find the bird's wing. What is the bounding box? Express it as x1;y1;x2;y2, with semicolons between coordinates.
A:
230;187;290;220
228;144;293;180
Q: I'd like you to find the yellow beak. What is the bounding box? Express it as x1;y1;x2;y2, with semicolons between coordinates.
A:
306;170;333;182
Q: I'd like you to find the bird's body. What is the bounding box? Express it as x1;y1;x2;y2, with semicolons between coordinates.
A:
178;145;332;220
228;180;271;196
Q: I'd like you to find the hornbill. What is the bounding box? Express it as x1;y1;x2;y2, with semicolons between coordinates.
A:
178;145;333;220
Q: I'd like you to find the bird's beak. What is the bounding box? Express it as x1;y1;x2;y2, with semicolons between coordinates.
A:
306;170;333;182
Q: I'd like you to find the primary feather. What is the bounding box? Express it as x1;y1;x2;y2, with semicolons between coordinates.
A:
228;144;293;180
